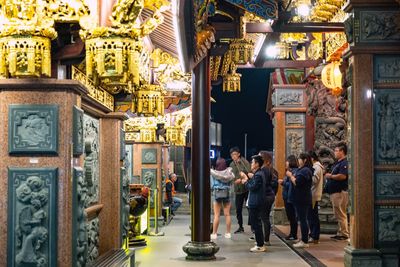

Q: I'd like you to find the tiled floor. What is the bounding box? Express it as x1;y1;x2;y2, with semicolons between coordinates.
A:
275;225;347;267
134;215;311;267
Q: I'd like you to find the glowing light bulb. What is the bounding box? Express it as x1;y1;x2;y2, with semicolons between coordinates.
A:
266;46;278;58
297;4;310;17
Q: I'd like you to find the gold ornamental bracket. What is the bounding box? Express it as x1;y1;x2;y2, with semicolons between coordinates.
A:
150;48;192;93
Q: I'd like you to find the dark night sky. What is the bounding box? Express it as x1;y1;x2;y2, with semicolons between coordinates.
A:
211;68;274;160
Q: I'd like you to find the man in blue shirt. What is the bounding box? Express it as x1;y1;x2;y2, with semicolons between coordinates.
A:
324;142;349;240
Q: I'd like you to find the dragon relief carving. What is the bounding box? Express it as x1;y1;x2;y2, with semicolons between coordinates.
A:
362;12;400;41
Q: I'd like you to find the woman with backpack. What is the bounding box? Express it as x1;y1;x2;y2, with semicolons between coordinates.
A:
210;157;235;239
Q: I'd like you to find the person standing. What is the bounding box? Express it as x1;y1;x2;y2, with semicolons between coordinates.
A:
308;151;324;244
229;147;250;234
240;155;267;252
279;155;299;241
258;151;276;246
210;157;235;239
165;173;182;216
286;153;313;248
324;142;349;240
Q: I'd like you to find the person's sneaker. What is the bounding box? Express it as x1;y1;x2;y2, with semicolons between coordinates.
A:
293;241;309;248
234;227;244;234
264;241;271;246
250;245;266;252
285;235;297;241
334;236;348;240
248;236;255;241
330;235;340;239
210;233;217;240
308;237;319;244
224;233;231;239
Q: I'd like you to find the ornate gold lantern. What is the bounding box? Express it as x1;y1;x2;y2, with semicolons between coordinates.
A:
166;115;186;146
223;64;241;92
321;61;343;95
229;39;254;65
132;84;165;117
84;33;141;94
0;3;57;78
80;0;170;94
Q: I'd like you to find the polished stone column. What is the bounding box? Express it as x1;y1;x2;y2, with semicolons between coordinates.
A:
343;1;400;266
183;57;219;260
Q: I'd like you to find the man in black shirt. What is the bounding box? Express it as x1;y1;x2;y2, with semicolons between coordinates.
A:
324;142;349;240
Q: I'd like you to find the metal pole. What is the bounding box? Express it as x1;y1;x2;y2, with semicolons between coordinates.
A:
149;188;164;236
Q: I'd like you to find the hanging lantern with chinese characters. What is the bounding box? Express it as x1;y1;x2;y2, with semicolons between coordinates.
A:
229;39;254;65
321;61;342;95
223;64;241;93
131;84;165;117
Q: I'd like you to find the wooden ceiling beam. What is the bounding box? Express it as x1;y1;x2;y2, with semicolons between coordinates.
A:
261;59;322;68
246;22;344;33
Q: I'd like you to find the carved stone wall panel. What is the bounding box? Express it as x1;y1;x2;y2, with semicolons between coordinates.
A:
286;129;305;157
357;11;400;44
375;171;400;200
86;217;100;265
142;148;157;164
8;104;59;155
314;117;347;167
126;144;133;180
73;106;84;157
120;128;126;161
375;207;400;247
286;113;305;126
374;89;400;165
7;168;58;267
306;80;346;119
274;89;305;107
141;168;157;208
72;167;88;267
120;167;130;245
374;55;400;84
83;114;100;207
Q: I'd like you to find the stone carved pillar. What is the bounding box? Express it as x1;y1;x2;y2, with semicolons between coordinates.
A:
0;79;87;267
306;79;347;233
343;1;400;266
269;84;307;224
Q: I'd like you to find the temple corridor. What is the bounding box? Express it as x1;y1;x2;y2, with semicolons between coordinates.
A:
135;215;310;267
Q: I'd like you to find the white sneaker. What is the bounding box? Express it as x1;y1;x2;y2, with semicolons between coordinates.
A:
210;233;217;240
250;245;266;252
224;233;231;239
293;240;309;248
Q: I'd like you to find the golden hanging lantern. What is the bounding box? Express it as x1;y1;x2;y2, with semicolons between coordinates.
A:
0;2;57;78
166;127;186;146
321;61;342;93
223;64;241;92
84;35;141;94
131;84;165;117
229;39;254;65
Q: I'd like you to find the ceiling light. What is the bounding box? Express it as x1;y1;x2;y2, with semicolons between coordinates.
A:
297;4;310;17
266;45;278;58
